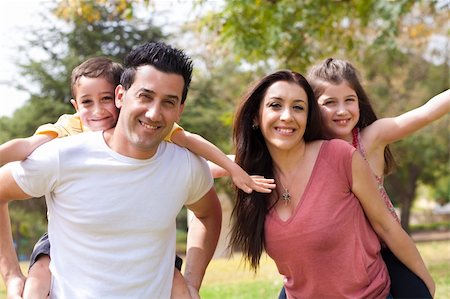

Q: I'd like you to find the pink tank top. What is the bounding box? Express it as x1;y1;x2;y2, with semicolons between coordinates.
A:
353;128;400;222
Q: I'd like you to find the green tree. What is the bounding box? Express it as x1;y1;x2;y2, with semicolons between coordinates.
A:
197;0;449;230
198;0;447;69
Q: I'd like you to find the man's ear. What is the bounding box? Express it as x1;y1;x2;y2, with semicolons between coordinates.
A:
115;85;125;109
176;103;185;122
70;99;79;112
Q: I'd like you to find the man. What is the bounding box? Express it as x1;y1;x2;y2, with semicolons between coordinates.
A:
0;42;222;298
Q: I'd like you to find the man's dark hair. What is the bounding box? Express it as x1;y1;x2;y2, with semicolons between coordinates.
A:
121;42;193;103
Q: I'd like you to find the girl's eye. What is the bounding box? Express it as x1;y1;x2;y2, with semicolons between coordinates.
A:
322;100;334;106
293;105;305;111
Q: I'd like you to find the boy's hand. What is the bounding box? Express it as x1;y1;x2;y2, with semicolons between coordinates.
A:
230;164;276;194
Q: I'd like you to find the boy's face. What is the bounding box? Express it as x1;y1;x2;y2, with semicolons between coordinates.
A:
71;76;119;132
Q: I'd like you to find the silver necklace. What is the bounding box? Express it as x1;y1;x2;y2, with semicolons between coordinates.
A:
280;182;291;204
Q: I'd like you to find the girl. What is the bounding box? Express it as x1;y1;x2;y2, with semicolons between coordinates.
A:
307;58;449;298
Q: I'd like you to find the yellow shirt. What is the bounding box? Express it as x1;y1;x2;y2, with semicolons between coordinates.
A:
35;113;183;141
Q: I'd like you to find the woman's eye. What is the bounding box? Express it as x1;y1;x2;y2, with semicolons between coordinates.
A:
268;102;281;109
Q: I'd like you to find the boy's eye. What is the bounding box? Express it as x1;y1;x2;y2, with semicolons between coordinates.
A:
81;99;92;105
102;96;114;102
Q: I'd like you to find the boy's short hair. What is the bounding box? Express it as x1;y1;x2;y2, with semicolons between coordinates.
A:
121;42;193;103
71;57;124;98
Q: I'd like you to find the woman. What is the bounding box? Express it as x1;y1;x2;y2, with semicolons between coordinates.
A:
230;70;434;298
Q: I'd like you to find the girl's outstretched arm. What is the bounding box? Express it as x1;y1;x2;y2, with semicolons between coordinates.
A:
367;89;450;147
0;134;55;165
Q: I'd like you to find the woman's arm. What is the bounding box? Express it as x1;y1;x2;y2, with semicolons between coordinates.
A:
351;152;435;296
0;134;54;165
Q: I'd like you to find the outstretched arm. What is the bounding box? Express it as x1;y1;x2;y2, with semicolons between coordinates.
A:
351;152;435;296
184;188;222;299
368;89;450;146
171;130;275;194
0;167;33;298
0;134;54;166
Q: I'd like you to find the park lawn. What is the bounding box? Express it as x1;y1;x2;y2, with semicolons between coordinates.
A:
1;240;448;298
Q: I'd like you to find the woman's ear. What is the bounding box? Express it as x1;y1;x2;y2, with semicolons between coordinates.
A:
252;118;259;130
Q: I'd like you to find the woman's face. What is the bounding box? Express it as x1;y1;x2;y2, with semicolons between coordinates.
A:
316;82;359;142
257;81;309;152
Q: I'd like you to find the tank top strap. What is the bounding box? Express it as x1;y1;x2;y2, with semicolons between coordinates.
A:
352;127;400;223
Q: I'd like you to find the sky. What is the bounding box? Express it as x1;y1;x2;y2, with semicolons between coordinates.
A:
0;1;46;117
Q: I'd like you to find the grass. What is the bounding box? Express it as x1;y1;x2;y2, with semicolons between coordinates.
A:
1;240;448;299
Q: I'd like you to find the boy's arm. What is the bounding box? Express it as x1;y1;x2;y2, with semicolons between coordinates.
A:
171;130;275;194
0;134;54;165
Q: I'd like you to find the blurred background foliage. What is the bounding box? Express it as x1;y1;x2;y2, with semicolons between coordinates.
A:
0;0;448;257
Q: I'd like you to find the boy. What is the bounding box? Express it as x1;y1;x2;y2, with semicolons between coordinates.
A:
0;56;272;298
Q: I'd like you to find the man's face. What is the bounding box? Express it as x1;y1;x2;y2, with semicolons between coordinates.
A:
113;65;185;159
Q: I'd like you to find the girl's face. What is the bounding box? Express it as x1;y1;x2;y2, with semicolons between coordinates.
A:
257;81;308;153
317;82;359;142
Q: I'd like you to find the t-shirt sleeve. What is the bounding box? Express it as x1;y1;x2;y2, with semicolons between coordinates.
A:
184;153;214;206
34;114;85;138
164;123;184;143
9;140;59;197
326;139;356;188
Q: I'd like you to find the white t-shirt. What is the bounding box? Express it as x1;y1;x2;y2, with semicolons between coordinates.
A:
11;131;213;298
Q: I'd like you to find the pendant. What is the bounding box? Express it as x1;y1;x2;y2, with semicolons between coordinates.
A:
281;189;291;203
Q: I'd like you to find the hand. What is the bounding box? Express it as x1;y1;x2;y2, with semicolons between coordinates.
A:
6;274;26;299
231;166;276;194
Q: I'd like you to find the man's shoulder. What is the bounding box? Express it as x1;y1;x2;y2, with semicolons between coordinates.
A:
163;142;206;163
